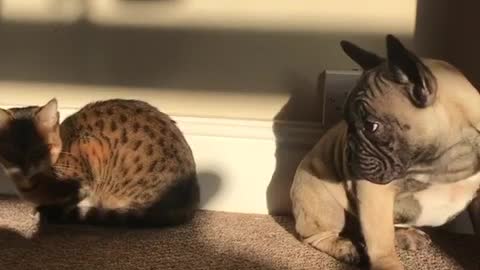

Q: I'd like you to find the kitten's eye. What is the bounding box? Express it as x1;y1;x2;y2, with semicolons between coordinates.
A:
364;121;380;133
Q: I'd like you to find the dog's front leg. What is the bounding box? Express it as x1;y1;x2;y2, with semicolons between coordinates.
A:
356;180;403;270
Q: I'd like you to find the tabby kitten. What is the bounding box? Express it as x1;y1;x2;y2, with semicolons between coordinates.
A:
0;98;199;227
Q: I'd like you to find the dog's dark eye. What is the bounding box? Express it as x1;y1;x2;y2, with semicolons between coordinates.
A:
364;121;379;133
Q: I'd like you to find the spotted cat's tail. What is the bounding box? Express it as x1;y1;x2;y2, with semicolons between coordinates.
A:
73;204;196;227
39;204;197;227
38;175;200;227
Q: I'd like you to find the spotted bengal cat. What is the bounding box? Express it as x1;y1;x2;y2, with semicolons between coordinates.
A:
0;98;199;227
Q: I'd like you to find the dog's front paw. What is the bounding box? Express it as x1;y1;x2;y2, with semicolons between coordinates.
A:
371;256;404;270
304;232;362;265
395;227;431;251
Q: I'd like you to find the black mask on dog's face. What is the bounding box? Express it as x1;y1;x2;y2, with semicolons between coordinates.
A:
341;35;437;184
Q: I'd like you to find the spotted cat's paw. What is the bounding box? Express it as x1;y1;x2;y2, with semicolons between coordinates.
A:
395;227;431;251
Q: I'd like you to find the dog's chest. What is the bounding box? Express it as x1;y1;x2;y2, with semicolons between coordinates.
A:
397;173;480;227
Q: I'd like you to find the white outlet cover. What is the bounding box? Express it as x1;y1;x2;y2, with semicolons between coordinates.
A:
319;70;361;128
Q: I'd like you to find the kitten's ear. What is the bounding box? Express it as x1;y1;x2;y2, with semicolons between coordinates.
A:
0;109;13;128
36;98;59;130
386;34;436;107
340;40;384;70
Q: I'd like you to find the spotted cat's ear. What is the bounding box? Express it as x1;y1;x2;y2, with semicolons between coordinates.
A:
0;109;12;128
36;98;59;130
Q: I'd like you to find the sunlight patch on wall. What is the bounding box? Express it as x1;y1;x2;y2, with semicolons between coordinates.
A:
1;0;85;24
87;0;417;35
1;0;416;36
0;81;290;121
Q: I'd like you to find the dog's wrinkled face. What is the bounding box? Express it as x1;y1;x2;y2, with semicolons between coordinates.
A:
342;35;438;184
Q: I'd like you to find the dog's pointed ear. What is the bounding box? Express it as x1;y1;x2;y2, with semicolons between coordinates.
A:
340;40;383;70
386;34;436;107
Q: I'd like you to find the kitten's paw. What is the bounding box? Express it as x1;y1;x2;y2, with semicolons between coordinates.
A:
304;232;361;265
395;227;431;251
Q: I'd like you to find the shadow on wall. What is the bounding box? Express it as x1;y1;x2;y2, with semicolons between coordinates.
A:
266;74;324;216
0;20;395;96
444;1;480;90
414;0;480;89
413;0;451;59
196;170;222;209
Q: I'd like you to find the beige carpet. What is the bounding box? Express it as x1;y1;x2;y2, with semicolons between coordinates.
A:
0;196;479;270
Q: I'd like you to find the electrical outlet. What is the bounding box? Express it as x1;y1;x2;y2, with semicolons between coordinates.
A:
318;70;361;128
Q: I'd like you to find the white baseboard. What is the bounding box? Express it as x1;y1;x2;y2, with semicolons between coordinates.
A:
174;114;323;215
